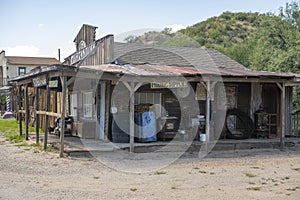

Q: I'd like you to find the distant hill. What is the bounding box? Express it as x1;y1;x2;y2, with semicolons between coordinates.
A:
125;1;300;110
126;12;274;49
178;12;271;48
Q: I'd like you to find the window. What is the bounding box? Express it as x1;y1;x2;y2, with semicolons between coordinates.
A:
135;92;161;117
82;91;93;118
18;67;26;75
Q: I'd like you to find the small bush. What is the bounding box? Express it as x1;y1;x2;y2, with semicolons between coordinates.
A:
154;171;167;175
245;172;257;178
247;186;261;191
292;168;300;172
199;170;207;174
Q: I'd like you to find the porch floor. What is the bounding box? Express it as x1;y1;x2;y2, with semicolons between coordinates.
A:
45;134;300;157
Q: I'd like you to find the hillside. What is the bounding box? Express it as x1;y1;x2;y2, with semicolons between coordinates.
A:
178;12;270;48
126;6;299;72
127;12;273;48
126;0;300;110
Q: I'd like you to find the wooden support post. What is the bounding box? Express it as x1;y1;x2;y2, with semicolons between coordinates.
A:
44;82;50;150
25;84;29;140
123;81;143;153
60;76;67;157
54;90;57;113
280;83;286;148
35;87;39;143
205;81;211;142
129;81;135;153
18;85;22;136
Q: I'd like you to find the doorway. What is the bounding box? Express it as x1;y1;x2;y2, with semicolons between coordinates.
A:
262;83;280;137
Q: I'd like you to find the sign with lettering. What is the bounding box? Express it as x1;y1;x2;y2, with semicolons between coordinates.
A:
49;80;58;88
70;42;96;65
32;75;47;87
150;81;187;89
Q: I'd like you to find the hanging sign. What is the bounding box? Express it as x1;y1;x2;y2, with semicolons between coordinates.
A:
49;80;58;88
150;81;187;89
32;75;47;87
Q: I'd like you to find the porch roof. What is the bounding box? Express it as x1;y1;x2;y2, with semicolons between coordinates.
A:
9;63;300;85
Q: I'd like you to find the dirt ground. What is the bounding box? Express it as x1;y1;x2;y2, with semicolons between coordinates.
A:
0;136;300;200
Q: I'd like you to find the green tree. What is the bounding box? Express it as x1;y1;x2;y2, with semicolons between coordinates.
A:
0;96;5;105
123;35;137;43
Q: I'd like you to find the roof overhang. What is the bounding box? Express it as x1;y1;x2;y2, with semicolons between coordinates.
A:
9;64;300;86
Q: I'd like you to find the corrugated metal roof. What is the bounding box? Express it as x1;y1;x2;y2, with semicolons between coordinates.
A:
6;56;60;65
9;63;300;84
79;63;300;79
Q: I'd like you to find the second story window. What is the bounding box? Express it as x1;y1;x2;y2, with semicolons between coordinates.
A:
18;67;26;75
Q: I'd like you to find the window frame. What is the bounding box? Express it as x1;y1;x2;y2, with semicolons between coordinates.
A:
82;90;94;119
18;67;26;75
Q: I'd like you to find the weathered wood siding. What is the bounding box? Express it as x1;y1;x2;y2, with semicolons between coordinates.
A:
74;24;97;52
80;35;114;66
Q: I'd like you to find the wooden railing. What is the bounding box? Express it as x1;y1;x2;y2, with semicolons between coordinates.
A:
292;110;300;137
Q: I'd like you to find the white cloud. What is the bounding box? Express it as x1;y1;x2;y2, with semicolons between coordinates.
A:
38;23;44;28
165;24;186;32
0;45;41;56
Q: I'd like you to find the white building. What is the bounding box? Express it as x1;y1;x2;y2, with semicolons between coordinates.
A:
0;50;60;113
0;50;60;86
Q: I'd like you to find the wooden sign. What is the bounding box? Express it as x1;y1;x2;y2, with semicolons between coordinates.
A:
150;81;187;89
49;80;58;88
70;42;96;65
32;75;47;87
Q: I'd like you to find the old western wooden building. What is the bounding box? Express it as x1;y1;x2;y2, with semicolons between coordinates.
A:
10;24;300;155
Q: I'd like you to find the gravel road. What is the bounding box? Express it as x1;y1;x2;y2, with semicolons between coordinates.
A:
0;136;300;200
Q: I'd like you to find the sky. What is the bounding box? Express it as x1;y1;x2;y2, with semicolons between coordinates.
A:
0;0;291;60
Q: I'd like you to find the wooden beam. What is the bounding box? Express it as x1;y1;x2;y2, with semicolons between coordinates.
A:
67;77;76;86
276;82;283;91
25;84;29;140
222;77;288;83
18;85;22;136
15;79;32;86
44;82;50;150
37;111;61;117
205;81;211;142
134;82;143;92
35;87;39;143
20;110;61;117
123;82;131;91
60;76;67;157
